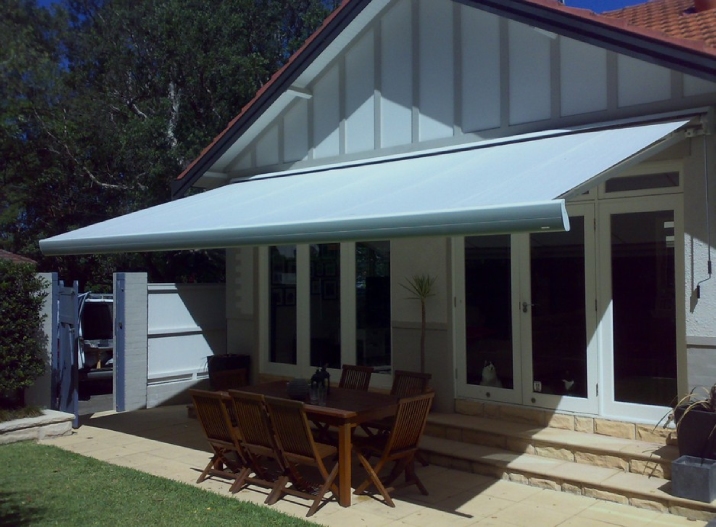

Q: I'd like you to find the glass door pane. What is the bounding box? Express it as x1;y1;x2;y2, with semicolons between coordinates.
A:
356;241;391;372
611;211;676;406
465;235;514;390
310;244;341;369
530;217;588;398
270;246;297;364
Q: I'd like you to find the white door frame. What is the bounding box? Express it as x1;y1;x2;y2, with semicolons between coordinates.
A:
454;203;600;414
518;202;599;414
597;194;685;423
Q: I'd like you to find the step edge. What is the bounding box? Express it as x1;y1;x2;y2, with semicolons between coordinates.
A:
427;414;678;462
420;436;716;519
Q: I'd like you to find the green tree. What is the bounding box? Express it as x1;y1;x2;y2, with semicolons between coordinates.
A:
1;0;337;289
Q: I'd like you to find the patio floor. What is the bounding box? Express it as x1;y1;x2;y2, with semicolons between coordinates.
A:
40;405;707;526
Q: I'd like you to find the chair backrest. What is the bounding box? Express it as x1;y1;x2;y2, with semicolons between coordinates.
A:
189;389;236;446
227;390;277;455
390;370;432;397
264;396;320;464
338;364;374;391
385;391;435;454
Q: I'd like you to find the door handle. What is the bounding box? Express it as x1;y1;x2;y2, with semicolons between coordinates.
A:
521;302;536;313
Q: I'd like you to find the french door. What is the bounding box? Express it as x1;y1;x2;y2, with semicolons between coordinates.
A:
455;203;598;414
521;203;598;414
598;196;683;422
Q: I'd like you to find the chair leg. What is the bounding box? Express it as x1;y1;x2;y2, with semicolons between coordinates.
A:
265;474;289;505
307;462;339;517
381;458;408;489
228;467;251;494
405;460;428;495
354;453;395;507
196;455;218;483
415;450;429;467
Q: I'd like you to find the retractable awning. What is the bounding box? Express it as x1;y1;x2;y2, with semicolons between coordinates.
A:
40;118;689;255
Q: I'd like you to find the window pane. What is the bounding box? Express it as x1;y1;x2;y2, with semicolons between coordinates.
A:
465;235;513;389
356;241;391;373
311;244;341;369
605;172;679;193
530;217;587;397
611;211;676;406
270;246;297;364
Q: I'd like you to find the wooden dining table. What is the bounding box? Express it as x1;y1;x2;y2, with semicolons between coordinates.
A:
236;380;399;507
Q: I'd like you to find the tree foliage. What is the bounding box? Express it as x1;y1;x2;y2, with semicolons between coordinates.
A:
1;0;337;289
0;260;48;408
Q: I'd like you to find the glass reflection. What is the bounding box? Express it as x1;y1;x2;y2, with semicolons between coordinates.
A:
310;244;341;369
270;246;297;364
611;211;676;406
465;235;513;389
356;241;391;373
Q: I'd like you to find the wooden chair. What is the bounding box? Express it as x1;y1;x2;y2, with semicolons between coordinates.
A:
338;364;374;391
264;396;339;517
391;370;432;397
189;389;248;488
226;390;287;501
361;370;432;437
309;364;375;442
352;391;435;507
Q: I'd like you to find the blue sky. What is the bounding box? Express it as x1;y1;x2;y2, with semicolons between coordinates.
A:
35;1;650;12
562;1;648;11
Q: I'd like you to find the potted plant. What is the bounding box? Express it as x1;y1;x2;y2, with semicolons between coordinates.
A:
400;274;435;374
663;385;716;460
660;385;716;502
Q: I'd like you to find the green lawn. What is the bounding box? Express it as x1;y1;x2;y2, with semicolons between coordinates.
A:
0;442;317;527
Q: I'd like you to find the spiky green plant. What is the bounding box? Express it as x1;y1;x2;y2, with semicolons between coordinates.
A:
400;274;436;374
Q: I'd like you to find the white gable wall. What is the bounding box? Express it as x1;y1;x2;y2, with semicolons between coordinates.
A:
380;0;412;148
461;8;501;131
560;37;607;116
346;29;376;153
211;0;716;183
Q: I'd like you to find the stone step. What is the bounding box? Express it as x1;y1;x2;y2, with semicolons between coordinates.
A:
425;412;678;479
419;435;716;521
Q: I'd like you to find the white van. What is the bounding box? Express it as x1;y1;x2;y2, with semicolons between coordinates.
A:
78;293;113;381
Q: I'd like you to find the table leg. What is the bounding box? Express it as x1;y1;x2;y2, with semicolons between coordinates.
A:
337;423;352;507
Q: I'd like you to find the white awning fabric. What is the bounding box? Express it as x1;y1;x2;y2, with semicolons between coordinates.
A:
40;118;688;255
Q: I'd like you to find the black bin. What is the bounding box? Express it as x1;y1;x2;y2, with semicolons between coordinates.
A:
207;354;250;390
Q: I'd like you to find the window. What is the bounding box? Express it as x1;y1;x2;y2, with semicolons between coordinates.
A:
356;241;391;372
269;246;297;364
605;172;679;194
310;244;341;369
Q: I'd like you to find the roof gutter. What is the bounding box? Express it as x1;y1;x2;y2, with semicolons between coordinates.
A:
170;0;373;199
461;0;716;84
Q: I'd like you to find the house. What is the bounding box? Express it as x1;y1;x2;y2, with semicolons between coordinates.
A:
0;249;37;265
40;0;716;426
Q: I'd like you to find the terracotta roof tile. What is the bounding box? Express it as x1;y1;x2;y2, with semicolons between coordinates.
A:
603;0;716;50
0;250;37;265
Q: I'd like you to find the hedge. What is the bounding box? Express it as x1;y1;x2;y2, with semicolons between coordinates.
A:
0;260;48;408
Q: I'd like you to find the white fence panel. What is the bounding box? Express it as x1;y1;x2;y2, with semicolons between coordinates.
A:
147;283;226;385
